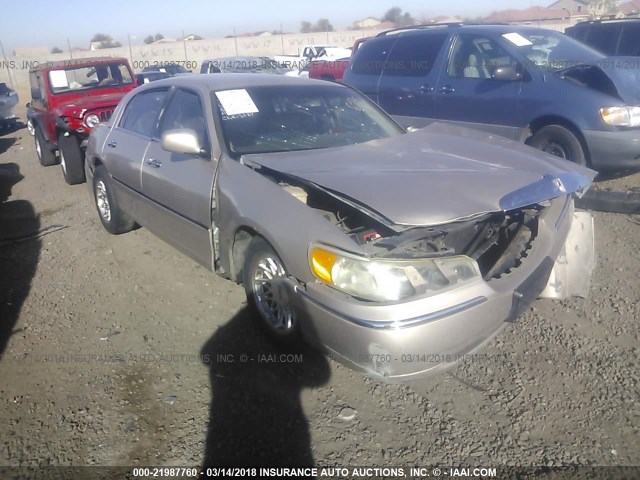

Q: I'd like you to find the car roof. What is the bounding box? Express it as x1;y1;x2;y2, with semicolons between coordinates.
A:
29;57;129;72
567;18;640;27
377;23;563;37
141;72;345;92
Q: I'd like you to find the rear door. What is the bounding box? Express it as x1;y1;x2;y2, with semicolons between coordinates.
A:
140;87;216;268
377;31;450;128
433;33;524;140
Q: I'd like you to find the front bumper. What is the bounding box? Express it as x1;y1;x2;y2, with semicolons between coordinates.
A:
583;128;640;170
292;197;592;382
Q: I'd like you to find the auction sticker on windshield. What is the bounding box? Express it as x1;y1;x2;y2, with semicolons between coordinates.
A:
215;89;259;116
502;32;533;47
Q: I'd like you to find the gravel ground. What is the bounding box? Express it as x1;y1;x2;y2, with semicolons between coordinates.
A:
0;118;638;476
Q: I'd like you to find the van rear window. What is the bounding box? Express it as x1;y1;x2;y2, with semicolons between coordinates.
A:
350;37;395;75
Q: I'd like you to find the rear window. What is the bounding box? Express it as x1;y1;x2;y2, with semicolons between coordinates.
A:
618;23;640;56
583;24;620;55
350;37;395;75
383;32;448;77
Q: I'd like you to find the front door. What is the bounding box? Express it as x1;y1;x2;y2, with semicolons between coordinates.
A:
434;33;524;141
140;87;216;268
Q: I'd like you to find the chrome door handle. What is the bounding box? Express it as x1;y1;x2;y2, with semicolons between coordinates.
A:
107;140;117;148
438;85;455;94
146;158;162;168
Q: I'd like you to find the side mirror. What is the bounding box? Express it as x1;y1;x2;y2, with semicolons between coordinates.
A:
492;66;522;82
161;129;204;155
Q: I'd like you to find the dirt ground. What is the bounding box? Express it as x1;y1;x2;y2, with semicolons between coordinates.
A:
0;117;638;475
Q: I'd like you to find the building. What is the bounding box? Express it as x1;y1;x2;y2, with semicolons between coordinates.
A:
548;0;589;15
620;0;640;17
485;6;573;23
353;17;382;29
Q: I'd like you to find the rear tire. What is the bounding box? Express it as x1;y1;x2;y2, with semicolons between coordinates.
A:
93;165;135;234
35;126;57;166
58;134;86;185
529;125;587;166
243;237;302;346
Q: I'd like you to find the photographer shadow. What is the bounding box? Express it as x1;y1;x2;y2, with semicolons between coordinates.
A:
0;162;41;358
201;305;331;467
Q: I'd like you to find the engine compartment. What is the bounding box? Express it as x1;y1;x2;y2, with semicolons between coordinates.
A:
276;172;543;281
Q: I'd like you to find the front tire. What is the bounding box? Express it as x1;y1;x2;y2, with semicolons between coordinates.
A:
529;125;587;166
93;166;135;234
35;126;57;166
58;134;86;185
243;237;302;345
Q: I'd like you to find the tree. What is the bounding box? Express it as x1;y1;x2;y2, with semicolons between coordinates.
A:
300;21;313;33
51;47;63;54
90;33;122;49
382;7;416;27
314;18;333;32
383;7;402;24
144;33;164;44
588;0;617;19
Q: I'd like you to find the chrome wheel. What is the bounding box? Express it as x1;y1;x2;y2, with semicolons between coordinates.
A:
95;180;111;222
35;136;41;159
252;255;296;333
27;119;35;136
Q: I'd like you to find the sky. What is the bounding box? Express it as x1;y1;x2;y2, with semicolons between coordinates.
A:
2;0;540;52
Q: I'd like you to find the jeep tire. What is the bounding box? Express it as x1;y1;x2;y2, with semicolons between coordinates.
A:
35;126;57;166
58;134;86;185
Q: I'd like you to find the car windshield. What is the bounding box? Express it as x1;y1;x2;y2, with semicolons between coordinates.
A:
48;63;133;93
214;85;404;156
503;30;604;70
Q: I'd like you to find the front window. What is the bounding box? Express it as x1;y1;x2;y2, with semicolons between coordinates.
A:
48;63;133;94
213;85;404;156
501;30;603;71
448;34;518;79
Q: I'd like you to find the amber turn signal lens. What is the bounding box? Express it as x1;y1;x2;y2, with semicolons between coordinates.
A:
310;247;337;283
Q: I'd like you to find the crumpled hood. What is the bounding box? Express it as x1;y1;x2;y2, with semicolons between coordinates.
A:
244;123;596;227
559;57;640;105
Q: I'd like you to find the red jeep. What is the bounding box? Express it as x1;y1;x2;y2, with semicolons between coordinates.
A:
28;57;136;184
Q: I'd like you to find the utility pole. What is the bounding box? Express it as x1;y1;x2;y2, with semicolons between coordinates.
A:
182;30;188;61
233;27;239;56
128;34;134;67
0;40;14;89
67;38;74;60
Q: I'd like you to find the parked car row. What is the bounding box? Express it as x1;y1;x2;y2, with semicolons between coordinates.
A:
26;22;635;380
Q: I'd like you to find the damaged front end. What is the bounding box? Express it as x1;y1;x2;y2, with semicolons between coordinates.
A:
249;161;594;305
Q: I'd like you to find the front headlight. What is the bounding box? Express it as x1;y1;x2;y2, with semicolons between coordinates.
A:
600;106;640;127
309;245;480;302
84;113;100;128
